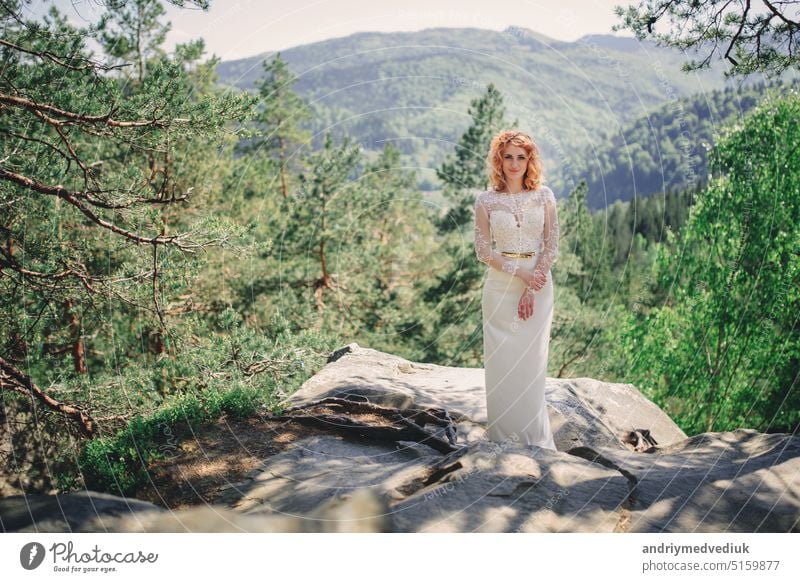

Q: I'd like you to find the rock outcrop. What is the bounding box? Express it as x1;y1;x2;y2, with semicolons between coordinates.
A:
2;343;798;532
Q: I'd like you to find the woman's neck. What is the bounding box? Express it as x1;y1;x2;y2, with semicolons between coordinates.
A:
505;178;525;193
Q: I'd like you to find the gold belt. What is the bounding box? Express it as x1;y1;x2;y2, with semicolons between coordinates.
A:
500;251;536;258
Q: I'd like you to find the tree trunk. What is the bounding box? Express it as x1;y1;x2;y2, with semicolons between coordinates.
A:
279;135;288;199
66;300;87;374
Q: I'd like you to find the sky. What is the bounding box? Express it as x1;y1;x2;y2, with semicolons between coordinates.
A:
21;0;635;61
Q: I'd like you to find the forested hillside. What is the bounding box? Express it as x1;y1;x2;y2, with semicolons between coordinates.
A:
216;27;738;189
2;2;796;500
566;78;800;208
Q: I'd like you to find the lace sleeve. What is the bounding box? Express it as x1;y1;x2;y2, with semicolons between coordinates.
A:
474;193;522;277
534;187;559;274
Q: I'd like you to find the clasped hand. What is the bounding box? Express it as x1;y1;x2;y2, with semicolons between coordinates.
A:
517;269;547;321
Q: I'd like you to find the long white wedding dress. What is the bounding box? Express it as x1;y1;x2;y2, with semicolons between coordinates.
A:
474;186;559;451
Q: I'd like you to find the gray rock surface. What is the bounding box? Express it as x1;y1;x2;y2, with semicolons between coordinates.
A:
2;343;797;532
591;429;800;533
0;491;162;532
285;342;688;451
0;488;390;533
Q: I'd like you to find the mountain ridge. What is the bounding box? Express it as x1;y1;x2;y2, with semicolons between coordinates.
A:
214;27;769;203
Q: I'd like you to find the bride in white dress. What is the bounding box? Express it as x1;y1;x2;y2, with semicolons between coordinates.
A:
473;130;559;451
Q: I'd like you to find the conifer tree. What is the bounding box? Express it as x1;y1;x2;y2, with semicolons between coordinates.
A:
282;133;362;328
0;0;257;436
614;0;800;79
417;85;512;364
435;83;512;234
241;52;312;199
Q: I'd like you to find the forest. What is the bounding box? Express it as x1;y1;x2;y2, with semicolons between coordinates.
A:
1;0;797;498
564;78;800;208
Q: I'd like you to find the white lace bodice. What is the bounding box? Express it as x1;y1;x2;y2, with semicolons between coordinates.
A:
474;186;560;277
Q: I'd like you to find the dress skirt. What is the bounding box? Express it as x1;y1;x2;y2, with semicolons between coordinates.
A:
481;256;557;451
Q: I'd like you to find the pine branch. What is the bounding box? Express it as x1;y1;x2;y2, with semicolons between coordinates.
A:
0;37;127;72
0;93;188;128
0;356;95;438
0;167;202;249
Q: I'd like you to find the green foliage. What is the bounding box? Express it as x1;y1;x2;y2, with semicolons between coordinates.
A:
4;2;797;499
613;0;800;79
410;85;513;364
435;83;517;234
565;78;800;209
614;91;800;434
1;0;258;385
215;27;740;189
72;310;338;495
79;392;206;496
236;52;313;199
437;85;511;193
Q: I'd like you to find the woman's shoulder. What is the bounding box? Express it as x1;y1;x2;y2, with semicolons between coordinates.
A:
539;185;556;202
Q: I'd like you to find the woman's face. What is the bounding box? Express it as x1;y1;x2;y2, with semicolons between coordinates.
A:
502;144;528;180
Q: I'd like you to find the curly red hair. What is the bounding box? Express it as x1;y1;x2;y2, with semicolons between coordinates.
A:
486;130;544;192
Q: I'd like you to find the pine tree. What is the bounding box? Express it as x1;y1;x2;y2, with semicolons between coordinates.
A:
416;84;512;364
282;133;362;328
435;83;513;234
240;52;312;199
0;0;257;436
614;0;800;79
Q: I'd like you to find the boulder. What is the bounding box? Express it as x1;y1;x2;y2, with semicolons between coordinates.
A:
2;343;797;533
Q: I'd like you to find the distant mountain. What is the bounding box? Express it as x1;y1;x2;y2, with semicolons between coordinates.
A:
574;33;651;53
567;78;800;209
215;27;770;202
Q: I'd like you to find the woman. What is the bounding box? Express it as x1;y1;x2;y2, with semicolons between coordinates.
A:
473;130;559;451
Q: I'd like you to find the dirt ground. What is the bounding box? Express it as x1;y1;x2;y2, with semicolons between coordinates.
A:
132;415;325;510
131;403;407;510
